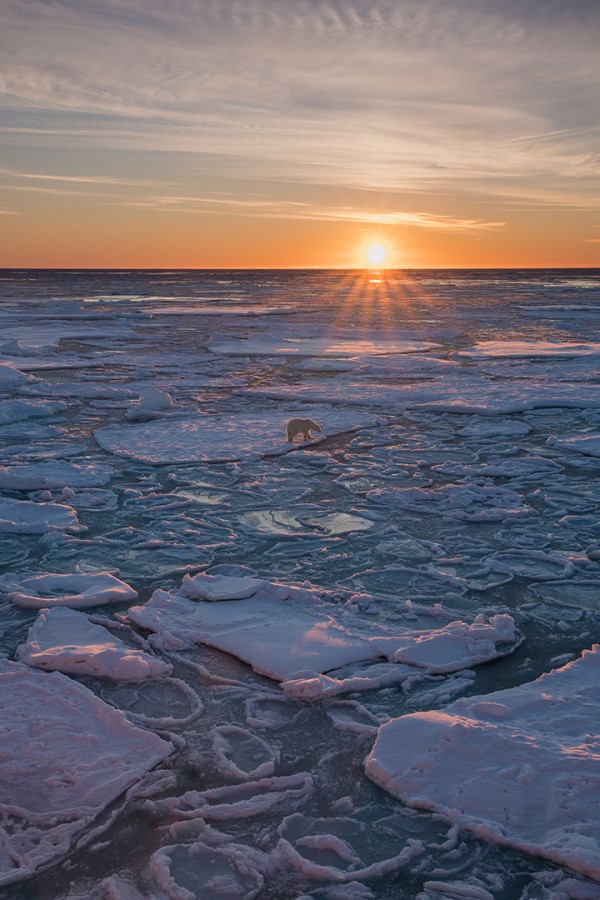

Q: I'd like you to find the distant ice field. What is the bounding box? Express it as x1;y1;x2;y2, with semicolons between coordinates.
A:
1;268;600;898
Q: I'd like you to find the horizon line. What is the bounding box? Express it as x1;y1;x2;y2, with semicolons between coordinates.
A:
1;265;599;273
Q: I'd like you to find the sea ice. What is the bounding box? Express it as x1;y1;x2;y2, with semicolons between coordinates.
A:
209;334;441;357
0;659;172;886
366;645;600;880
128;574;519;687
0;399;67;425
0;460;113;491
150;835;265;899
18;607;172;681
457;341;600;359
128;581;380;682
95;407;378;464
548;435;600;458
0;496;82;534
126;386;173;421
276;813;424;882
5;571;137;609
209;725;276;780
367;483;534;521
0;362;31;388
370;614;517;674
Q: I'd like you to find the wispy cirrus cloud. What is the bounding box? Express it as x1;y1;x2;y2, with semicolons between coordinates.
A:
0;0;598;263
119;192;504;231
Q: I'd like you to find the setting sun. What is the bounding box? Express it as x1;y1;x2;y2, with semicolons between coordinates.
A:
365;243;387;266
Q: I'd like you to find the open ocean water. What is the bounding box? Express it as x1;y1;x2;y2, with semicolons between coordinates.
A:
1;268;600;899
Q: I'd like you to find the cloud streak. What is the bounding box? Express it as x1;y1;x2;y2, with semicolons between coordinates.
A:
0;0;598;263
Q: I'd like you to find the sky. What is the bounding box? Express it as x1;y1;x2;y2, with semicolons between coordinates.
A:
0;0;599;269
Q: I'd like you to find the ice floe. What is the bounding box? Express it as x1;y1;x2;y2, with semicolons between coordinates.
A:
367;483;535;521
0;659;172;886
95;407;379;464
548;434;600;458
0;362;31;388
276;812;424;882
210;334;442;357
457;341;600;359
0;496;83;533
0;398;67;425
209;725;277;780
128;572;520;688
366;646;600;880
0;460;113;491
17;607;172;680
126;386;174;422
370;614;518;674
4;571;137;609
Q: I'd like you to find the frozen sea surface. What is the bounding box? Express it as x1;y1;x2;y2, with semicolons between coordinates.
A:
1;268;600;898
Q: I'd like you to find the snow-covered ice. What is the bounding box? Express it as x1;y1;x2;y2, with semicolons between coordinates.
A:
5;571;137;609
0;496;83;533
95;406;379;463
0;659;172;886
366;646;600;880
18;607;172;680
2;269;600;898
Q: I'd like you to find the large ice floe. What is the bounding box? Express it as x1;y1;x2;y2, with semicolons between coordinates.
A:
128;573;520;689
0;659;172;886
366;646;600;880
95;406;379;463
17;607;172;680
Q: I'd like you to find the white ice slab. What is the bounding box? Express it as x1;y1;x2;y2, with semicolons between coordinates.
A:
129;575;519;686
371;614;516;674
6;572;137;609
548;434;600;458
95;407;378;464
181;573;263;602
150;304;295;316
0;496;82;534
210;334;441;357
0;323;136;351
0;461;113;491
128;577;380;682
18;608;172;681
0;659;172;886
126;387;173;422
458;341;600;359
366;646;600;880
0;399;67;425
367;484;534;522
0;362;30;388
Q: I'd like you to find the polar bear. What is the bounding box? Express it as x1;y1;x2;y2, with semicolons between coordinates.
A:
286;417;322;442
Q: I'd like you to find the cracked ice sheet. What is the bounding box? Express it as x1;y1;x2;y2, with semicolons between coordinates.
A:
0;399;67;425
547;434;600;458
94;406;379;464
365;645;600;881
366;483;535;522
17;608;172;681
244;377;600;415
457;340;600;359
209;334;442;356
0;460;113;490
0;659;172;886
128;574;518;687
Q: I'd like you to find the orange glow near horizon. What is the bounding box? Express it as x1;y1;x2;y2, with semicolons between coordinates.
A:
0;203;599;270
